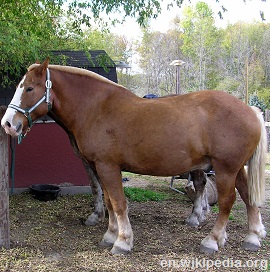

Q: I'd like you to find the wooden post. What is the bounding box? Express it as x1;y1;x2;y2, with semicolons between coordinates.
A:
0;105;10;249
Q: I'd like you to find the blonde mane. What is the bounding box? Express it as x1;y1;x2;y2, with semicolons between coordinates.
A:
28;63;118;86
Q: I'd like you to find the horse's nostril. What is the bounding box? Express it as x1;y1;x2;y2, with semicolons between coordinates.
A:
5;121;11;128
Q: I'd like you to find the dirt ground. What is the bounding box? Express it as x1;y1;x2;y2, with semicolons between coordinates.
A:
0;173;269;272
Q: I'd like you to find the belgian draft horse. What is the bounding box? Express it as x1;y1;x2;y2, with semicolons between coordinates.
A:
1;59;267;254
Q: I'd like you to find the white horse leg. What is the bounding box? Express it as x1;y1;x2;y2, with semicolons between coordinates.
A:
185;170;209;227
99;189;119;247
97;163;133;254
83;163;105;226
236;168;266;251
111;208;133;254
243;211;266;250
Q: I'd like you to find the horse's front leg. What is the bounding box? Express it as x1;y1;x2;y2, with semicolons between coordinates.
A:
96;162;133;254
185;170;209;227
83;163;105;226
99;188;118;247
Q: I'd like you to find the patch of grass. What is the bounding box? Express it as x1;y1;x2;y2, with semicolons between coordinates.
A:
124;187;169;202
212;204;219;213
122;172;140;178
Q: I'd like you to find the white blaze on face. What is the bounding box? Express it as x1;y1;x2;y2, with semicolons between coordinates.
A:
1;75;26;132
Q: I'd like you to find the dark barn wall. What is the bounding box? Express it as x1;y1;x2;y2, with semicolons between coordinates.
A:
0;86;15;107
13;123;89;188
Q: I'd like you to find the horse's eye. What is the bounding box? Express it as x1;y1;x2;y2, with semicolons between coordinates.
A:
26;87;33;92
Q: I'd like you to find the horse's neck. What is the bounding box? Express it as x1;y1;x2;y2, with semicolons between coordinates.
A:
50;69;132;132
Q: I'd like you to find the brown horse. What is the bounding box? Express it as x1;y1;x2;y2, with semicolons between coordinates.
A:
1;59;267;254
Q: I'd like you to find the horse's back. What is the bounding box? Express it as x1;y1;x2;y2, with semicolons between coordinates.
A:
94;90;260;175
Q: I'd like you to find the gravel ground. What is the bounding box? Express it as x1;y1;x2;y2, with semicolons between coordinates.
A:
0;173;269;272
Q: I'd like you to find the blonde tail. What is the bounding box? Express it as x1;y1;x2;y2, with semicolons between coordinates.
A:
248;107;267;207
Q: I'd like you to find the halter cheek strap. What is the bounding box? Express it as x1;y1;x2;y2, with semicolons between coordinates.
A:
8;68;52;144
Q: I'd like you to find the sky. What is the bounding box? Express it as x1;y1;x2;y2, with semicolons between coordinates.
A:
111;0;270;39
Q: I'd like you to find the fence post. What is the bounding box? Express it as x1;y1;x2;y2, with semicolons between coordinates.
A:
0;105;10;249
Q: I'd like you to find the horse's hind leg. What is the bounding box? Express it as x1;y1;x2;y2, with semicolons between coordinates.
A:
185;170;209;227
83;163;105;226
236;167;266;251
68;134;105;226
200;171;236;253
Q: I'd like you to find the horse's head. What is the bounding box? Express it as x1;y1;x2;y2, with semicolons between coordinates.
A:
1;58;51;141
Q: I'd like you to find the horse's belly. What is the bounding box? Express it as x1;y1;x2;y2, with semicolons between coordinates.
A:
121;148;211;176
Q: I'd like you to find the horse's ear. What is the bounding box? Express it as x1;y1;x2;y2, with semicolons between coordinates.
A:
35;59;40;64
35;57;50;76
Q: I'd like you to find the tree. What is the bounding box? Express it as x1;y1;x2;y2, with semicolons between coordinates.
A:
138;26;183;95
1;0;269;89
166;0;267;21
82;29;133;63
0;0;65;86
217;22;270;102
249;94;267;111
0;0;161;87
134;2;270;104
180;2;220;91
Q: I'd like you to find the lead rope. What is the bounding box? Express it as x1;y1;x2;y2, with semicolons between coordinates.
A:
18;128;31;144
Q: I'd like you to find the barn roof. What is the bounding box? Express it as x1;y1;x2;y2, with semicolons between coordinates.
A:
50;50;116;68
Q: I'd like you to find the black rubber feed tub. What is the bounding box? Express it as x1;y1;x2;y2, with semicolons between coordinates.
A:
29;184;61;201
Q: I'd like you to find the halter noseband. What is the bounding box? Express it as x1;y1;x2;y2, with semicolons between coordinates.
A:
8;68;52;144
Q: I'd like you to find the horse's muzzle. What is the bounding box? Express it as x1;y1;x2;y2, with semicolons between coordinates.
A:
1;119;21;137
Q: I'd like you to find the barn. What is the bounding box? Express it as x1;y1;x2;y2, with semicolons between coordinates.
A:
0;50;118;191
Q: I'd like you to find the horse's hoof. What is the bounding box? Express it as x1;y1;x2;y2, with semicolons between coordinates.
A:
111;245;131;255
84;213;100;226
185;219;199;228
84;219;98;226
185;215;200;228
200;244;218;254
99;239;114;247
242;241;259;252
